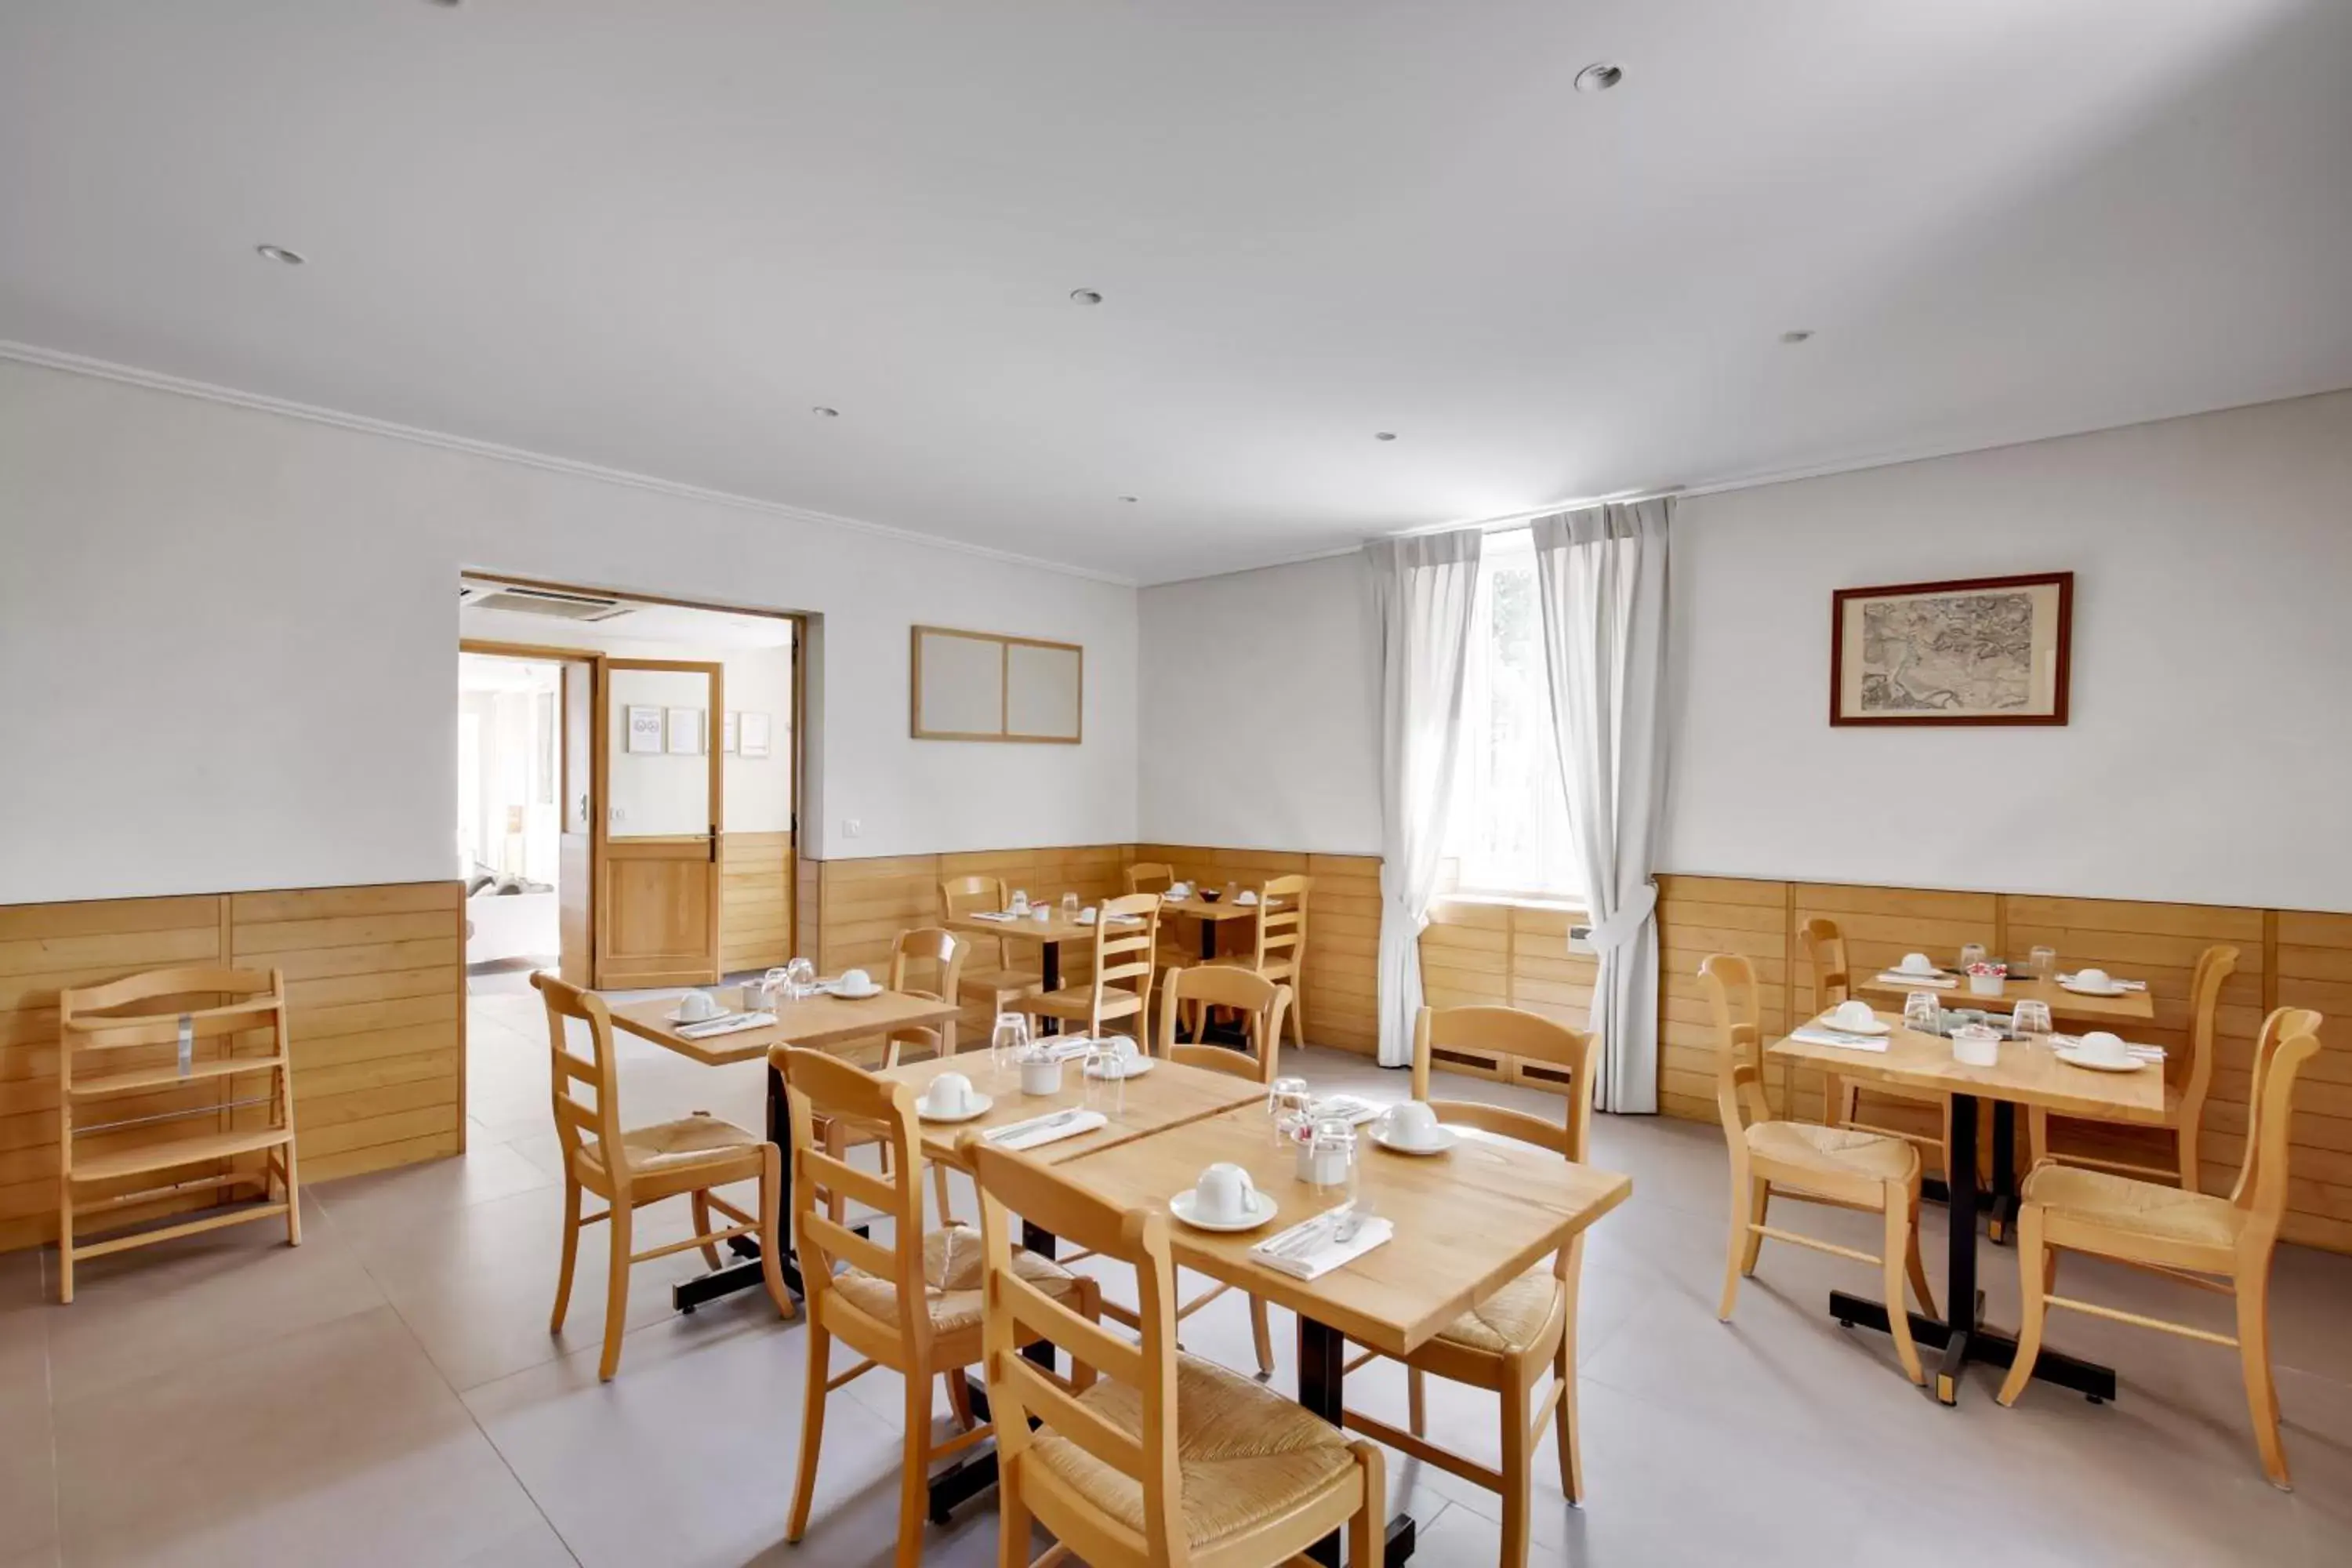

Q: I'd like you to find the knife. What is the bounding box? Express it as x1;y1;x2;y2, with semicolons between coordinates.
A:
986;1109;1083;1143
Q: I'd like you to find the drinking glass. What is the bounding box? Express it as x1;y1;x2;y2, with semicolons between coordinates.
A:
785;956;816;1000
1009;888;1030;913
1958;943;1987;971
1268;1076;1312;1147
1904;990;1942;1036
991;1012;1030;1085
2029;946;2058;982
1303;1116;1359;1197
1061;891;1080;920
2013;999;2055;1039
1082;1039;1126;1117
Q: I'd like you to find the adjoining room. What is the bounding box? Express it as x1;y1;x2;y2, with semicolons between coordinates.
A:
2;5;2349;1567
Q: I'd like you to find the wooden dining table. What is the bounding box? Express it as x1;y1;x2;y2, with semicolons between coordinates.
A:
1050;1103;1634;1565
1771;1007;2165;1406
608;985;960;1308
1853;970;2158;1027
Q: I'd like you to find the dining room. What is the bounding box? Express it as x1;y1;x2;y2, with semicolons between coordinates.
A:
3;5;2351;1567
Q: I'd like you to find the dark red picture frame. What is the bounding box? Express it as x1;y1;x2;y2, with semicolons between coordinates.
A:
1829;571;2074;727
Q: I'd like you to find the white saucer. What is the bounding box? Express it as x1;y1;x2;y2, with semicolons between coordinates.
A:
2055;1049;2145;1073
916;1092;994;1123
2060;981;2131;997
1372;1126;1459;1156
823;982;884;1000
666;1007;728;1025
1819;1013;1891;1036
1890;967;1943;983
1084;1055;1153;1080
1169;1189;1278;1232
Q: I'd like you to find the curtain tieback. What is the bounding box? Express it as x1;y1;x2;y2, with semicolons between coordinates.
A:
1584;882;1658;953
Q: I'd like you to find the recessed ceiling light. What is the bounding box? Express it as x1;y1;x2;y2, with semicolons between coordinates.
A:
1374;431;1398;442
1069;289;1103;306
1573;62;1624;93
1116;495;1138;503
254;244;306;266
811;405;839;417
1780;329;1815;344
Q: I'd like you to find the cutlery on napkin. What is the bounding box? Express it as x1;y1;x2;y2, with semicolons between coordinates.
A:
1878;971;1957;989
982;1109;1107;1150
2059;974;2148;991
676;1012;775;1039
1250;1203;1394;1279
1790;1025;1889;1052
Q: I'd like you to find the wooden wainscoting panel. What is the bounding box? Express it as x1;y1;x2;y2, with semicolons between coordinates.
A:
2264;910;2352;1251
1657;876;1791;1123
719;830;793;975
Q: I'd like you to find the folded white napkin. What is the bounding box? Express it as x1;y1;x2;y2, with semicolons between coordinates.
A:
1307;1094;1385;1127
1250;1214;1396;1279
2060;974;2147;991
1879;971;1956;989
2051;1036;2165;1061
971;909;1019;923
983;1109;1108;1151
1791;1026;1889;1053
675;1011;775;1039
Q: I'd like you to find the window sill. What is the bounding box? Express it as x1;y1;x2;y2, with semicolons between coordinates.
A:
1436;891;1587;914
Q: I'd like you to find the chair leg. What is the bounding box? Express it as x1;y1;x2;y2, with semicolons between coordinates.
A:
1554;1333;1583;1505
1996;1205;2048;1407
691;1189;724;1271
786;1322;829;1541
1740;1181;1770;1276
998;1469;1033;1568
2177;1111;2203;1196
897;1368;931;1568
1289;975;1306;1051
1824;1073;1849;1127
757;1145;796;1319
2236;1266;2290;1488
2027;1106;2051;1172
550;1177;583;1334
931;1161;956;1227
1348;1442;1385;1568
56;1186;73;1305
281;1143;303;1246
1879;1191;1924;1386
598;1200;633;1381
1249;1294;1274;1378
1904;1203;1939;1322
1407;1367;1426;1437
1719;1164;1758;1322
1499;1372;1533;1568
946;1367;978;1432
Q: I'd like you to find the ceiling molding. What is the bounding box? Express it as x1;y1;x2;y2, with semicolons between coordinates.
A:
0;338;1138;589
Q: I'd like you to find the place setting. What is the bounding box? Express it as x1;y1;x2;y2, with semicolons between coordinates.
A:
1369;1099;1457;1156
2049;1029;2163;1073
666;986;778;1040
1790;997;1894;1051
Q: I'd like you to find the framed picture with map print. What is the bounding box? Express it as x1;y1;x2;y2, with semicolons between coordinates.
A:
1831;572;2073;726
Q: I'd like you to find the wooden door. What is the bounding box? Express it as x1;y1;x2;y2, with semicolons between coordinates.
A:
557;656;597;986
594;659;724;989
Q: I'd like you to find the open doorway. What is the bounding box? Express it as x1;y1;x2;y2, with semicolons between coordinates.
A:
457;578;801;998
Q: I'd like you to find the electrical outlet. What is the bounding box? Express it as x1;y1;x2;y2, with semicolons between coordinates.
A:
608;805;627;824
842;818;863;839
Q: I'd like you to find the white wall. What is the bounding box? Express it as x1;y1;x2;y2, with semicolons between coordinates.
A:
1138;554;1382;855
0;358;1138;905
1664;388;2352;911
1137;390;2352;913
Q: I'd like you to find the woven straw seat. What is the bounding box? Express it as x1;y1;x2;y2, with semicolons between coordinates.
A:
1428;1268;1563;1358
831;1225;1082;1337
2021;1163;2243;1255
1746;1120;1920;1185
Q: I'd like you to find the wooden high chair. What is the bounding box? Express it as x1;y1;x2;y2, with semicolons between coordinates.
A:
532;973;791;1381
960;1133;1386;1568
1200;873;1311;1051
777;1047;1098;1566
1808;917;1954;1185
1998;1006;2325;1489
940;873;1044;1018
1025;891;1161;1039
1702;953;1936;1387
1338;1004;1596;1566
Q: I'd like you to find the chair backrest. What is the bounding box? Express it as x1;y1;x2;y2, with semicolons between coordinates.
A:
963;1134;1184;1567
1248;873;1312;973
1156;964;1290;1082
885;927;969;1064
1698;953;1770;1139
1124;861;1176;896
773;1046;935;1361
942;873;1011;967
58;965;290;1093
1409;1004;1597;1162
530;971;630;1191
2228;1007;2323;1230
1800;918;1849;1008
2174;943;2240;1115
1085;892;1163;1029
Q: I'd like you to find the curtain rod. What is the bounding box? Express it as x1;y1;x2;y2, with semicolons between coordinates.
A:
1388;484;1687;541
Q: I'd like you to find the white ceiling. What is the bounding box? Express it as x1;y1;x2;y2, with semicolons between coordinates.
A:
5;2;2348;586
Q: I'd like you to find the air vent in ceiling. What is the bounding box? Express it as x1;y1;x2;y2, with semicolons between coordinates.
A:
470;586;635;622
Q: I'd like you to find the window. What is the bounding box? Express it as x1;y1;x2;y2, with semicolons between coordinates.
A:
1443;530;1581;900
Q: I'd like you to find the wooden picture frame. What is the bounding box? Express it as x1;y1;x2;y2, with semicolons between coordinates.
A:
909;625;1083;743
1830;571;2074;727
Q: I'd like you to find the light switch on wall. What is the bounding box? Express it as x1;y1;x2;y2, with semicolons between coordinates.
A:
608;805;627;825
842;818;862;839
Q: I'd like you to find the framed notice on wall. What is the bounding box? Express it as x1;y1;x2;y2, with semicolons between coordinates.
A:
910;625;1083;743
665;707;704;754
625;705;664;754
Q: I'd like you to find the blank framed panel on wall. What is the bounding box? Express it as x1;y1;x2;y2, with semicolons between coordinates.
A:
911;624;1083;743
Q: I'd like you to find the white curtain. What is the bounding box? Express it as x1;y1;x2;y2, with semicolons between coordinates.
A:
1365;531;1483;1067
1533;499;1671;1112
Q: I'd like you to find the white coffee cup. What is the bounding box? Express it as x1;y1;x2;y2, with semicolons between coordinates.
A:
1192;1162;1258;1224
1169;882;1192;898
1897;953;1936;976
1009;890;1030;913
2076;1030;2131;1067
1019;1053;1063;1096
675;989;720;1022
1829;1000;1878;1032
1382;1100;1443;1149
837;967;876;997
2074;967;2113;991
1105;1035;1139;1062
924;1071;977;1116
1236;890;1259;906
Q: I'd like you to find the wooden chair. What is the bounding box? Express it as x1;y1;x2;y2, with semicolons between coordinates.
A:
830;927;968;1222
1807;917;1954;1181
56;967;302;1304
1200;873;1312;1051
1025;891;1162;1039
777;1047;1098;1566
959;1131;1386;1568
1701;953;1936;1387
1338;1004;1595;1566
1125;859;1192;982
1998;1006;2325;1489
941;873;1043;1017
2028;944;2238;1192
531;972;791;1381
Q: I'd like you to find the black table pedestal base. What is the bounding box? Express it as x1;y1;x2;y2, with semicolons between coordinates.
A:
1298;1316;1417;1565
1829;1289;2116;1406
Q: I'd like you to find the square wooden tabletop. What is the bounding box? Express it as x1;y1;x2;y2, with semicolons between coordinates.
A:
878;1052;1265;1167
946;910;1145;946
1156;896;1261;922
1852;971;2156;1025
1769;1007;2169;1123
608;989;961;1067
1051;1105;1633;1357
